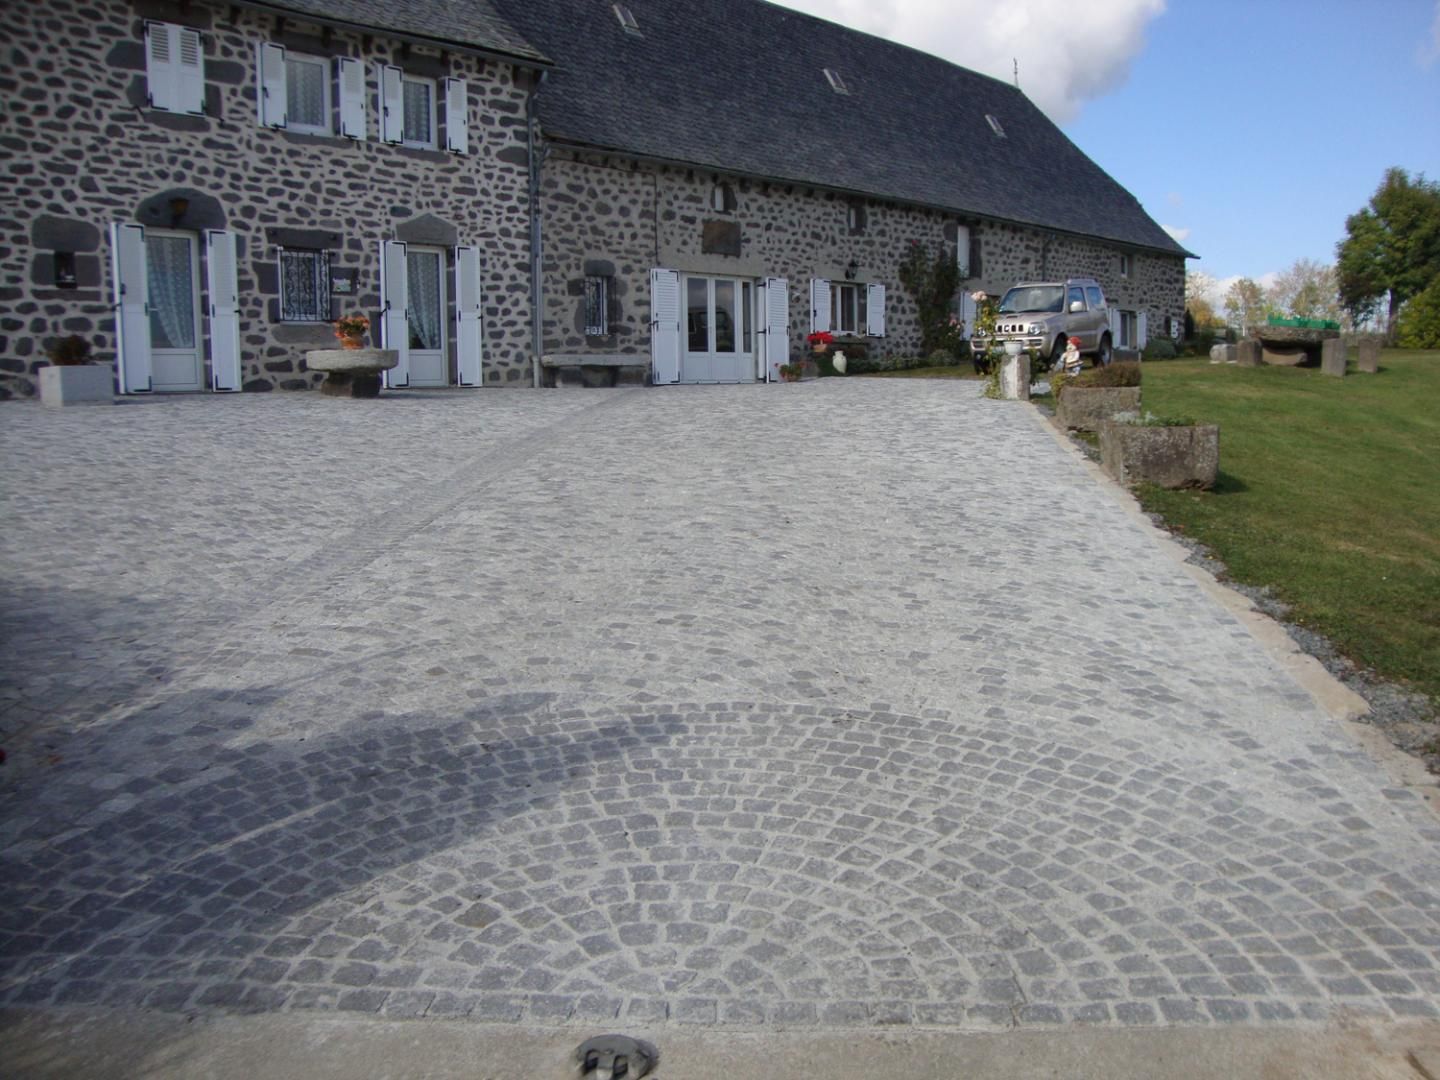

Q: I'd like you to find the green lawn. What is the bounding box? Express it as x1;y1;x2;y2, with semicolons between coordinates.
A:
1135;352;1440;705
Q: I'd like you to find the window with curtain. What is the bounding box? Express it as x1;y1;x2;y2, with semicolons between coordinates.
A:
279;248;331;321
830;282;867;335
286;54;330;135
402;76;435;148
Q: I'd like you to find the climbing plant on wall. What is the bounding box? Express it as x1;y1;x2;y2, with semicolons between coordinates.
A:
898;240;961;356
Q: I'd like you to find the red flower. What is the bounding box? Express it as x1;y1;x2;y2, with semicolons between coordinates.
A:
807;331;835;346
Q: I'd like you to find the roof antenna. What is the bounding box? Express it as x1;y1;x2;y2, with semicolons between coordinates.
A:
1013;58;1019;88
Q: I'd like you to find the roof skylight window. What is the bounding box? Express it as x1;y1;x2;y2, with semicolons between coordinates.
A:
986;114;1006;138
613;4;641;35
823;68;849;95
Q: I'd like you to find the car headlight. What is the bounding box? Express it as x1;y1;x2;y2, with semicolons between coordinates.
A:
1028;323;1043;336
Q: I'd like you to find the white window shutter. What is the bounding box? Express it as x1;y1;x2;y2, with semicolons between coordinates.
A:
867;283;886;337
205;230;241;391
338;58;366;140
110;222;152;393
379;64;404;144
1137;312;1148;349
444;77;468;154
960;291;977;339
956;225;971;277
380;239;410;387
176;27;206;114
145;22;178;111
810;278;831;334
649;268;682;385
763;277;789;382
455;245;483;386
256;42;287;128
1109;307;1121;345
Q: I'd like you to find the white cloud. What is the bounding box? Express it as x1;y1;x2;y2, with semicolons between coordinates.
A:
1166;191;1184;207
1423;0;1440;66
769;0;1167;122
1162;224;1191;243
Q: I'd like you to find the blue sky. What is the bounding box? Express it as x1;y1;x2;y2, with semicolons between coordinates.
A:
774;0;1440;302
1066;0;1440;298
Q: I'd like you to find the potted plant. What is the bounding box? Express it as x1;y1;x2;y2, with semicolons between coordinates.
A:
39;334;113;407
807;330;834;355
1100;412;1219;489
333;313;370;350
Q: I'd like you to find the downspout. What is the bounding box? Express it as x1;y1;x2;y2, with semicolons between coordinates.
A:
527;71;549;388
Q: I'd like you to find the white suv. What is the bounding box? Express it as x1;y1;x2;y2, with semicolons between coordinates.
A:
975;278;1114;368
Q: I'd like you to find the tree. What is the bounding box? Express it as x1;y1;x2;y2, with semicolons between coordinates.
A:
1223;277;1267;332
1336;168;1440;337
1184;270;1219;327
1396;277;1440;349
1267;258;1341;323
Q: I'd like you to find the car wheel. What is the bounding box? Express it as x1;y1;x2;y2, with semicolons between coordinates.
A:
1050;335;1067;370
1096;333;1113;367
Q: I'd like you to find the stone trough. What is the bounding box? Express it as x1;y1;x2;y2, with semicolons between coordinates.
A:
1249;324;1339;366
304;348;399;398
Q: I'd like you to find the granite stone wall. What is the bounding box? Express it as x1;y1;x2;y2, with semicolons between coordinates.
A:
540;150;1186;376
0;0;537;399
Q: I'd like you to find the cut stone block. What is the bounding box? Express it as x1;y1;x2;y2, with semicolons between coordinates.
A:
1235;340;1262;367
1100;421;1219;490
1357;338;1380;373
1000;351;1030;400
39;364;113;407
1056;386;1141;432
1320;338;1347;377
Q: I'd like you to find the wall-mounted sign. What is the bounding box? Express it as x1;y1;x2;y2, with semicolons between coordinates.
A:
331;268;357;295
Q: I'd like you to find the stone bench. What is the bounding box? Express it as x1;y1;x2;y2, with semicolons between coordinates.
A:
305;348;399;398
541;353;650;388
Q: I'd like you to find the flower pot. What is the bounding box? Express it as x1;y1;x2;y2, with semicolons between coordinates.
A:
1056;386;1142;432
338;336;365;350
1100;421;1219;489
1003;340;1024;357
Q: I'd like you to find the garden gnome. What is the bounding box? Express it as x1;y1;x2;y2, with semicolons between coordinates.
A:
1062;335;1083;375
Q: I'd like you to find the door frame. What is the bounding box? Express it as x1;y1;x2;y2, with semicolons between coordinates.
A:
681;272;755;384
145;227;205;392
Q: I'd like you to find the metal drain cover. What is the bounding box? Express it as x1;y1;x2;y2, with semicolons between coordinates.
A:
577;1034;655;1079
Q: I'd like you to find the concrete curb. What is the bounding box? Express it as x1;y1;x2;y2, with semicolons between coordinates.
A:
8;1007;1440;1080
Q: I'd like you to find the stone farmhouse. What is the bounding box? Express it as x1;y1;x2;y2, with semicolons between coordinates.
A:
0;0;1190;399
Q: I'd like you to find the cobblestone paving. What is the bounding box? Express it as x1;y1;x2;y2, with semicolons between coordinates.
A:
2;382;1438;1030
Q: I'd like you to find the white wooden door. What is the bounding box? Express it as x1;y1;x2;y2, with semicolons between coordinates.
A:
455;245;483;386
406;246;447;387
650;268;681;385
380;239;409;387
112;222;152;393
145;229;203;391
205;229;241;391
762;277;789;383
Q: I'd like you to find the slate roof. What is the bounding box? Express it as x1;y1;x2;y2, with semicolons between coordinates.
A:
495;0;1187;256
248;0;549;64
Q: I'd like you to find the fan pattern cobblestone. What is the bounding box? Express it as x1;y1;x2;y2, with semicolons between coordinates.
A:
2;382;1437;1030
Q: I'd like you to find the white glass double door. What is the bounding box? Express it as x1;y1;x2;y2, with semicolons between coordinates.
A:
145;229;204;392
683;275;754;383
